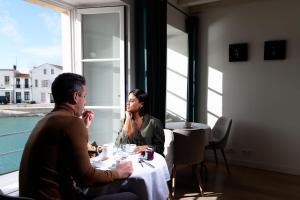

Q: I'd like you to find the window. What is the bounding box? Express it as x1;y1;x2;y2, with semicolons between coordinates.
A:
16;92;21;103
77;7;125;144
5;92;10;103
0;0;66;175
25;79;29;88
51;68;54;74
24;92;30;101
166;25;188;122
41;80;49;87
16;78;21;88
43;69;47;75
4;76;9;85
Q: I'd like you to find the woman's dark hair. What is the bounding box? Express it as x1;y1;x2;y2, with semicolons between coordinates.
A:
51;73;86;105
129;88;149;116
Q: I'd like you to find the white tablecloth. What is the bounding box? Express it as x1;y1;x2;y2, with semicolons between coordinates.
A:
92;152;170;200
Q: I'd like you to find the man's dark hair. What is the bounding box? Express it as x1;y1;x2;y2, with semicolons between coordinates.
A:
51;73;86;105
129;88;149;116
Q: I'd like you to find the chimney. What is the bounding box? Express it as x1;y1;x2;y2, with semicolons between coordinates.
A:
13;65;17;70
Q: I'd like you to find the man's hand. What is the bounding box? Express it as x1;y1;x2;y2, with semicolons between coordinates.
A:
82;110;94;128
114;160;133;179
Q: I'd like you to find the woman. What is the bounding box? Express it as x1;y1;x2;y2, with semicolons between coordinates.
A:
115;89;165;155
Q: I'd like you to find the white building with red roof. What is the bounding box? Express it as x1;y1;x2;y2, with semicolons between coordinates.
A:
14;72;32;103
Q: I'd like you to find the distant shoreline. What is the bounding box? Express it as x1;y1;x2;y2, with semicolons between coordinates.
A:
0;103;53;117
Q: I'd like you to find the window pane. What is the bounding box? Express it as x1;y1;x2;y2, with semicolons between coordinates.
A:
83;61;120;106
88;109;121;144
82;13;120;59
0;1;64;175
166;25;188;122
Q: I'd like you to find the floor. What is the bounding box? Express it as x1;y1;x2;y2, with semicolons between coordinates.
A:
173;162;300;200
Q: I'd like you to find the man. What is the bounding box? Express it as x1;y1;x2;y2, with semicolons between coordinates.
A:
19;73;134;200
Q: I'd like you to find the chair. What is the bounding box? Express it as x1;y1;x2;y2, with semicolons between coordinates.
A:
171;128;208;198
205;116;232;175
163;129;174;174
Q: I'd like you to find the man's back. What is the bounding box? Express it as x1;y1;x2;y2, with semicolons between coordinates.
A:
19;105;88;200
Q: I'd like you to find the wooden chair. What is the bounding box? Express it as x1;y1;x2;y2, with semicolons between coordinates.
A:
171;128;208;198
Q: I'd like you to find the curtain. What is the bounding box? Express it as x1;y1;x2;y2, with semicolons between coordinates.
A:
186;16;199;122
135;0;167;127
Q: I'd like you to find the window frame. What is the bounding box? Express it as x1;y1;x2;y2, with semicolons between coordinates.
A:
4;76;10;85
75;6;126;117
24;91;30;101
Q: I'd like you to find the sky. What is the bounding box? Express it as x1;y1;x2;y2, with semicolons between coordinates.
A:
0;0;62;73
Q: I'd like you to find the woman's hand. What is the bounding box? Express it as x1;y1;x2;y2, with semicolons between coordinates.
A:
134;145;148;153
82;110;94;128
123;111;133;137
125;111;133;120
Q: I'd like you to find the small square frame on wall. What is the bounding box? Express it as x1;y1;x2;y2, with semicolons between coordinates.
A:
264;40;287;60
229;43;248;62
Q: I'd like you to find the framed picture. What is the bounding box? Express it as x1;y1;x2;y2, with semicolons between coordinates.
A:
229;43;248;62
264;40;286;60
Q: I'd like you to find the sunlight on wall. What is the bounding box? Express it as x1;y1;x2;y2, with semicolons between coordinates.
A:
167;48;188;76
167;49;188;98
207;67;223;127
166;48;188;121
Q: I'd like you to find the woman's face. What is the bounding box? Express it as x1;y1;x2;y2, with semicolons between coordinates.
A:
127;93;143;113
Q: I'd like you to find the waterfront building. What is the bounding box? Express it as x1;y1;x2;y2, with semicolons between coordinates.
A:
31;63;62;103
0;69;14;103
0;63;62;104
14;72;31;103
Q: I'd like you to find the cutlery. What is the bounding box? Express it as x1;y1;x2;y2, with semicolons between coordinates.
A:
139;160;144;167
140;159;155;168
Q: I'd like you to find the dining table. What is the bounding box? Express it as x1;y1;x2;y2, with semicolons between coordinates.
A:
165;121;211;133
90;151;170;200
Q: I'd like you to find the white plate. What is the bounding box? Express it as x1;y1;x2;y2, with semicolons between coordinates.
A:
91;156;115;169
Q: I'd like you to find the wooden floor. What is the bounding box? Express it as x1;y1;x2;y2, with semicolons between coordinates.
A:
173;162;300;200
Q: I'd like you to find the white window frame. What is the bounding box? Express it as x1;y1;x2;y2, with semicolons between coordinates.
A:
75;7;126;118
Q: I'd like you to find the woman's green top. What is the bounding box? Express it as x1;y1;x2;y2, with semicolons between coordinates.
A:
115;114;165;155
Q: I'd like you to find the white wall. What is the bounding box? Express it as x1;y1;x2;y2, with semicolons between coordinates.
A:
31;64;62;103
197;0;300;175
0;70;14;91
0;70;14;102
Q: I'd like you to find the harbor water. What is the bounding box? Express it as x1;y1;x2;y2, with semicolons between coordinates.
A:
0;116;42;174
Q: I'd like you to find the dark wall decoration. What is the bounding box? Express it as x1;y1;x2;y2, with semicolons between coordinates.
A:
264;40;286;60
229;43;248;62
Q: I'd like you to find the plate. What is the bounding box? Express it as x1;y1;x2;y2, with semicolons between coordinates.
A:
91;156;115;169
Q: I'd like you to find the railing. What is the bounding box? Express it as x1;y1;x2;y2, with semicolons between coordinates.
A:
0;130;30;138
0;131;30;157
0;130;31;175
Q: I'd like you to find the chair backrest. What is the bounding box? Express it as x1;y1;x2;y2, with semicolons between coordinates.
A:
173;128;208;165
211;116;232;147
163;129;174;174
